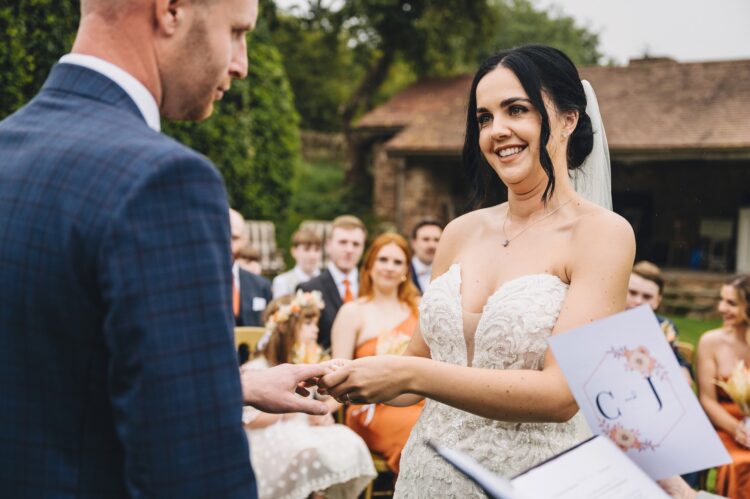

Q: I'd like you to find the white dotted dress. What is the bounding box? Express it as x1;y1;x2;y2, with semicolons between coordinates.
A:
243;357;376;499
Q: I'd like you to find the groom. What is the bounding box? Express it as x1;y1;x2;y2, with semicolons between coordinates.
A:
0;0;329;497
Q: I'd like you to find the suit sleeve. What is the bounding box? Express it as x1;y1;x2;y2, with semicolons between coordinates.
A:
262;277;273;304
97;153;254;497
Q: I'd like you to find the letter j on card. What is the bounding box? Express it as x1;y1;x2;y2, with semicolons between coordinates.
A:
548;305;730;480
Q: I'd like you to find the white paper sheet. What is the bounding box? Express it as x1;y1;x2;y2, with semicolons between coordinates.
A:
512;436;669;498
548;305;731;479
430;436;668;499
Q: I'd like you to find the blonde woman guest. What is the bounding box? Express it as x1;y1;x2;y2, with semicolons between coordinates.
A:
242;292;375;499
696;275;750;499
331;233;424;473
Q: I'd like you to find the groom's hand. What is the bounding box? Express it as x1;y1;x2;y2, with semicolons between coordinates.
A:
241;363;331;415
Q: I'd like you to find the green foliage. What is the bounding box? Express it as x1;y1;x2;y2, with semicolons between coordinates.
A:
487;0;601;66
164;32;301;224
1;2;301;224
268;0;602;132
0;1;79;118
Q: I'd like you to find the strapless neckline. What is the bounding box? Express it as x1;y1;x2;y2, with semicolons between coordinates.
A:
437;263;568;366
449;263;567;314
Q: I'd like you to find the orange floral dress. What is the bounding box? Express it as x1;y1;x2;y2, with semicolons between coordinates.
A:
714;386;750;499
345;313;424;473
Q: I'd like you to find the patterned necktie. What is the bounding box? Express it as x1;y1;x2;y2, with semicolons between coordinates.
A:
342;278;354;303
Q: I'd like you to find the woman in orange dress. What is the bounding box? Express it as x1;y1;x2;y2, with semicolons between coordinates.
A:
696;275;750;499
331;233;424;473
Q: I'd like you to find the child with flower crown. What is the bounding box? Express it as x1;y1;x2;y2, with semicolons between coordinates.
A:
241;291;375;499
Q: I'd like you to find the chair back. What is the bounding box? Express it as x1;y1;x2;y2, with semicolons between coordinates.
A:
235;326;266;354
245;220;285;274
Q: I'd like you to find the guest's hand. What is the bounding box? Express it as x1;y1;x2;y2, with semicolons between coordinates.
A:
318;355;408;404
241;363;331;415
308;413;335;426
734;422;750;448
656;476;698;499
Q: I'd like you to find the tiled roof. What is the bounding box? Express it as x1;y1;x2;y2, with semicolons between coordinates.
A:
355;58;750;154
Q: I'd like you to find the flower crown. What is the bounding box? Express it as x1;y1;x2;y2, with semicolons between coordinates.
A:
258;290;325;350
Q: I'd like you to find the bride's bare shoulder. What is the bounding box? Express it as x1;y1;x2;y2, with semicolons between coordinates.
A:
440;206;500;246
572;200;633;241
431;205;501;277
568;200;635;270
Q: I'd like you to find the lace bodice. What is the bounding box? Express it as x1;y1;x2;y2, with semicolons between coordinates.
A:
395;264;586;498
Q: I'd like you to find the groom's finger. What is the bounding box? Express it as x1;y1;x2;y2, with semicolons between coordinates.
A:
284;394;329;415
292;363;331;382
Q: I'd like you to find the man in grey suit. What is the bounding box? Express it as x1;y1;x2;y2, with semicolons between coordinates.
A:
0;0;329;496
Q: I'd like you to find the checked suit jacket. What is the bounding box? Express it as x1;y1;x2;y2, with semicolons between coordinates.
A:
0;63;256;498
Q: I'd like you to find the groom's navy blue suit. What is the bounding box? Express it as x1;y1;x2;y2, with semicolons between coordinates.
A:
0;63;256;497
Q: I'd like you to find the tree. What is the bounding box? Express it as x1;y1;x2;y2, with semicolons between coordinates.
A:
269;0;601;133
487;0;601;66
1;3;301;224
0;1;79;118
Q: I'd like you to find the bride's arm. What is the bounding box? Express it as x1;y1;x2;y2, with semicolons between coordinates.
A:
322;211;635;422
384;322;430;407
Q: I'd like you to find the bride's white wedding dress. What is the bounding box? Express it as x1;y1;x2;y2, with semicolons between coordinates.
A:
395;263;589;498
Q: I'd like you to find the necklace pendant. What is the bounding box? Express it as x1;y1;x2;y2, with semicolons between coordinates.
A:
502;240;510;247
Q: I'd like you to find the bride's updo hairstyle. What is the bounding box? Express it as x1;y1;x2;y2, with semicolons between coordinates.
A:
463;45;594;208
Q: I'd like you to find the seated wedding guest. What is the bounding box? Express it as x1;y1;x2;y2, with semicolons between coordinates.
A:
331;233;424;473
409;219;443;294
273;228;323;298
231;209;273;327
242;292;376;499
627;261;693;383
237;245;263;275
696;275;750;499
298;215;367;349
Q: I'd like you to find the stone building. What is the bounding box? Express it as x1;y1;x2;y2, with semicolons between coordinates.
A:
350;57;750;273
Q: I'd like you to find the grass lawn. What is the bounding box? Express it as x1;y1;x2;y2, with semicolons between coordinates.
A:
663;314;722;347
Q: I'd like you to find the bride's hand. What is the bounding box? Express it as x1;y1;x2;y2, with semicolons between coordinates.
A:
318;355;408;404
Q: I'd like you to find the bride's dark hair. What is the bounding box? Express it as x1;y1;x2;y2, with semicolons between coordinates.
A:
463;45;594;208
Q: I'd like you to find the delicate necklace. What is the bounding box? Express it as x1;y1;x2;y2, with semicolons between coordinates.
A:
501;199;573;247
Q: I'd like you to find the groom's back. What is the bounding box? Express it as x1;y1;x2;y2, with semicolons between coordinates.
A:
0;65;253;497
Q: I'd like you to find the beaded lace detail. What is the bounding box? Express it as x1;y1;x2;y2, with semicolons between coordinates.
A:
395;264;586;498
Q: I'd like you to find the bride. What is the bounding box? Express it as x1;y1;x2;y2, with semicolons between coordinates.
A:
320;44;635;497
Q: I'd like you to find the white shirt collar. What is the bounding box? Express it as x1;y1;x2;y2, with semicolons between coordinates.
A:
59;53;161;131
327;262;357;284
232;261;240;289
412;256;432;276
327;263;358;299
293;265;319;281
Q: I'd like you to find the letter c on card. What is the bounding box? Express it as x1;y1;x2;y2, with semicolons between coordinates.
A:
595;391;621;420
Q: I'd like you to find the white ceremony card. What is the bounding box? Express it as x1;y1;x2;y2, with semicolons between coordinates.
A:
548;305;730;479
430;436;668;499
511;436;668;498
